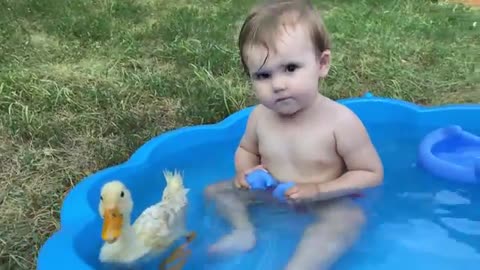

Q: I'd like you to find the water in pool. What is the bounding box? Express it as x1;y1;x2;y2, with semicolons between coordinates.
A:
98;124;480;270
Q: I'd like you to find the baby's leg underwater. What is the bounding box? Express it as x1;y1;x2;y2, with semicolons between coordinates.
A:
204;180;256;254
285;198;366;270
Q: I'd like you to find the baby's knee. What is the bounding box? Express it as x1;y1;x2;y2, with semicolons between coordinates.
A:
204;184;216;199
204;180;234;199
329;200;366;226
333;206;366;232
348;207;366;228
319;203;366;234
204;183;221;199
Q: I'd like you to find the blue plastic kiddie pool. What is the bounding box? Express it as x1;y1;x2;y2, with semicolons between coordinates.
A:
37;93;480;270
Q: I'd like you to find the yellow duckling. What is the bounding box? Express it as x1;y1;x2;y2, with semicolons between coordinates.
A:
98;170;195;268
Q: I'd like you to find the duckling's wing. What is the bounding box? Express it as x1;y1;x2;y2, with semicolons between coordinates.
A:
133;202;188;250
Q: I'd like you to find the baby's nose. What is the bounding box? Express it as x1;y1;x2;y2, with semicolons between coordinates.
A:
272;77;286;93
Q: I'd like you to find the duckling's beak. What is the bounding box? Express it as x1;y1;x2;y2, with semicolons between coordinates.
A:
102;207;123;243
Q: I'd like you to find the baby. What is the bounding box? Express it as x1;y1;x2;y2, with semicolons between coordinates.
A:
205;0;384;269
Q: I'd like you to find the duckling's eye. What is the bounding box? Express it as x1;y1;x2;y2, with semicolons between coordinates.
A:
120;191;124;198
100;196;103;201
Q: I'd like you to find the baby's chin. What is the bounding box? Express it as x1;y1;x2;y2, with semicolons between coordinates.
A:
260;98;296;115
271;102;303;116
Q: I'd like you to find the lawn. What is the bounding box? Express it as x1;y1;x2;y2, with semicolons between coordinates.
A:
0;0;479;268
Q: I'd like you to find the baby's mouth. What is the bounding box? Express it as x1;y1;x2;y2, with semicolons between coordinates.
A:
276;97;292;103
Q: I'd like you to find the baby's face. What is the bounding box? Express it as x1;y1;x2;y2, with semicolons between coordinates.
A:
243;23;330;116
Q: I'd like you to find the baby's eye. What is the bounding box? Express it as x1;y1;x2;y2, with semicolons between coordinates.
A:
253;72;270;80
285;64;298;73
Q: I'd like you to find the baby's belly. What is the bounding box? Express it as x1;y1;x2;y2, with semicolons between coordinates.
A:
265;161;344;184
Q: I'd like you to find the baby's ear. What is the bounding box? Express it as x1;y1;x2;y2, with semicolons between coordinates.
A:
316;49;331;78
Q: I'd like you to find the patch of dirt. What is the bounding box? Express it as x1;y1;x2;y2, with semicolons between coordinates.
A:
446;0;480;7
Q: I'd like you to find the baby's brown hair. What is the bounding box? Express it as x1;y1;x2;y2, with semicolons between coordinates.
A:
238;0;331;75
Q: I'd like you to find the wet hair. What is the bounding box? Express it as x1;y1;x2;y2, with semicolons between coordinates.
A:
238;0;331;75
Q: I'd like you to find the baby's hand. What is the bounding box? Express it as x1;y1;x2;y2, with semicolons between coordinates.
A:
284;183;319;201
272;182;296;202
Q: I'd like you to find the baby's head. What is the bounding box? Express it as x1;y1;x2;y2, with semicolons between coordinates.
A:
238;0;331;116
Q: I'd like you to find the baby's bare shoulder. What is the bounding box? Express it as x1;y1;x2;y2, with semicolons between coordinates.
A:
241;105;270;141
329;101;378;158
326;100;365;130
249;104;269;119
244;104;268;127
327;100;384;180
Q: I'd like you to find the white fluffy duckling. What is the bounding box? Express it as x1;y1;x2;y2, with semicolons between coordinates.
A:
98;170;193;266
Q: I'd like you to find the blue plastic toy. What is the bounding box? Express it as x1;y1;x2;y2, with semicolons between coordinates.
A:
245;169;296;202
245;169;278;189
417;125;480;184
37;92;480;270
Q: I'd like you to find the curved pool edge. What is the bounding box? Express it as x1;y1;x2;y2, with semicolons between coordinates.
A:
37;226;94;269
128;106;255;164
37;95;480;269
37;164;128;269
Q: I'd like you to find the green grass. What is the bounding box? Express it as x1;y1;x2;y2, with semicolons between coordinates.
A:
0;0;479;268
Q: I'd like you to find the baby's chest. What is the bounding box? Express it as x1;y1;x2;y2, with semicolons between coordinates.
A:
258;127;336;163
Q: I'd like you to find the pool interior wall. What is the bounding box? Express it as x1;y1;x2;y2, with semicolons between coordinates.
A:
37;96;480;270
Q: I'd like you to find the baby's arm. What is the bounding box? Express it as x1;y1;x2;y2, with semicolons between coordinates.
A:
234;106;262;188
315;108;384;200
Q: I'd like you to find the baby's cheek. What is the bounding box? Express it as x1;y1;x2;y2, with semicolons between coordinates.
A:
255;87;273;103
